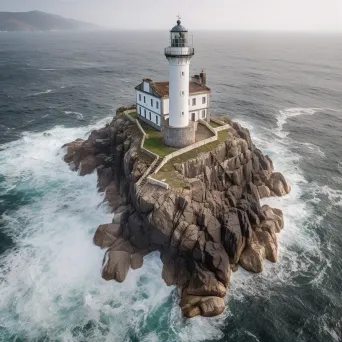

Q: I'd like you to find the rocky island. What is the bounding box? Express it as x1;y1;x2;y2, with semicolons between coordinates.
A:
63;106;290;318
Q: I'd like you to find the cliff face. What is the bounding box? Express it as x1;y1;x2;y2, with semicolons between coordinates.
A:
63;111;290;318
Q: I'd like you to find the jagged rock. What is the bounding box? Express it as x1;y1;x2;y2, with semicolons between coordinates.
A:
255;230;277;262
93;223;121;248
199;297;225;317
239;243;266;273
105;182;125;212
258;185;271;198
102;250;131;282
201;208;221;243
162;257;190;286
131;253;144;270
97;166;113;192
179;224;199;251
63;111;291;319
189;178;205;202
186;267;226;297
222;209;251;265
204;242;231;286
79;155;97;176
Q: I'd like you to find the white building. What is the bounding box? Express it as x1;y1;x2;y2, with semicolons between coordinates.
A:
135;75;211;131
135;19;211;134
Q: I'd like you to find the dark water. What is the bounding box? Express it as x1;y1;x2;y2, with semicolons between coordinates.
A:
0;31;341;342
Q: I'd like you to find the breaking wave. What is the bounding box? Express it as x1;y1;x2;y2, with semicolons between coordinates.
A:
0;107;338;341
64;111;85;121
30;89;53;97
0;119;225;342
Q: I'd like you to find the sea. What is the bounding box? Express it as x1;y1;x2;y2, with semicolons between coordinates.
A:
0;30;341;342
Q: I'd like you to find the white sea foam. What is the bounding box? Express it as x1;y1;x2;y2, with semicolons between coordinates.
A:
65;111;85;121
230;109;323;300
0;118;225;342
31;89;53;96
275;107;322;138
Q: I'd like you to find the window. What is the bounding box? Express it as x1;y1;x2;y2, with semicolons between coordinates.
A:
149;112;151;120
151;99;153;107
156;116;159;125
181;91;184;96
202;110;206;118
139;94;141;101
181;71;185;76
139;106;141;115
181;111;184;116
144;96;146;103
202;96;206;104
192;98;196;106
144;109;146;117
156;102;159;109
191;113;196;121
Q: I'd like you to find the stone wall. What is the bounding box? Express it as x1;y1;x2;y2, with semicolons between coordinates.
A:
163;120;196;148
146;176;169;189
155;133;218;174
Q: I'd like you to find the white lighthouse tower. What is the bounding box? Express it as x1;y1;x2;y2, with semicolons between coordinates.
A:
163;18;196;148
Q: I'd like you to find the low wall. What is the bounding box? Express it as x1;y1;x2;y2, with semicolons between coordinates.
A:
215;124;231;132
210;117;226;126
147;176;169;189
199;119;216;136
141;147;158;159
154;134;218;174
136;156;160;186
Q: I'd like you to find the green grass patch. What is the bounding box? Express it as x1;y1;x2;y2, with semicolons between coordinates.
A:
160;130;231;170
127;111;138;120
138;119;178;158
153;171;188;190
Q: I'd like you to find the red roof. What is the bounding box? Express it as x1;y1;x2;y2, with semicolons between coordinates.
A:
135;80;211;98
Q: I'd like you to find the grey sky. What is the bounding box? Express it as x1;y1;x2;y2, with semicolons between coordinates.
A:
0;0;341;31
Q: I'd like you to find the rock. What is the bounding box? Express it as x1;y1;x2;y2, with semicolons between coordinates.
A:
131;253;144;270
162;257;190;286
201;209;221;243
186;267;226;297
222;209;251;265
79;155;97;176
239;243;266;273
102;250;131;282
93;223;121;248
189;179;205;202
105;182;125;212
255;230;277;262
63;110;291;319
204;241;231;286
199;297;225;317
97;166;113;192
180;224;199;251
258;185;271;198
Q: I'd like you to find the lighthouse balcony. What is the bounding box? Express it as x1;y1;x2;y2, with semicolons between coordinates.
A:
165;46;195;58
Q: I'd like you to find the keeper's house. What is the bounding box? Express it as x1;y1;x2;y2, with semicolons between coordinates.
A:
135;72;211;131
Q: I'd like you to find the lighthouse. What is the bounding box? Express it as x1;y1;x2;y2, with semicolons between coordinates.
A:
163;18;196;148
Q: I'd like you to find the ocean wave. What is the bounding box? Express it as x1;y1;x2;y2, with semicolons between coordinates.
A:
64;111;85;121
30;89;53;97
0;118;226;342
275;107;323;139
230;112;324;302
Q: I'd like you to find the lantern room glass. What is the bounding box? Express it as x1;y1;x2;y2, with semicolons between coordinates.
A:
171;31;188;48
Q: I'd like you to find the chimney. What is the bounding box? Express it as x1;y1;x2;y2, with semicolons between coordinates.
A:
200;70;207;86
190;74;201;85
